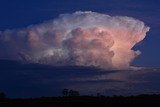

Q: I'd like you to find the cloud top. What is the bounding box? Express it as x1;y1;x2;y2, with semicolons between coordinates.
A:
0;11;150;69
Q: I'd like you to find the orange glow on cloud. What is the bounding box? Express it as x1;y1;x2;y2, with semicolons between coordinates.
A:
0;11;150;69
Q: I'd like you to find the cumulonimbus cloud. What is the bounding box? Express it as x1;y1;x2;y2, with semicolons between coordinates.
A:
0;11;150;69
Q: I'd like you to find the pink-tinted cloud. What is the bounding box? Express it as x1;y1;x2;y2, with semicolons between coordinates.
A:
0;11;150;69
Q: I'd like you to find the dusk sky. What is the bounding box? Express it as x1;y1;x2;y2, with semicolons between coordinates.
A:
0;0;160;98
0;0;160;67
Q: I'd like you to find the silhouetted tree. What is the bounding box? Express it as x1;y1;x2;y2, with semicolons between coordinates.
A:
69;90;79;96
69;90;74;96
62;89;80;97
97;93;100;97
62;89;69;96
0;92;6;99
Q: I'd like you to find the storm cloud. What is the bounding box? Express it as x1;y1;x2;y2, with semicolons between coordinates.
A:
0;11;149;69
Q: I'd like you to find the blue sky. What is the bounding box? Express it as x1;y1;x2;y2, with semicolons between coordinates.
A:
0;0;160;98
0;0;159;67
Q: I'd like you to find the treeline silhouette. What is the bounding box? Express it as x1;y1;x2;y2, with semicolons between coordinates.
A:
62;89;79;97
1;90;160;107
0;92;6;99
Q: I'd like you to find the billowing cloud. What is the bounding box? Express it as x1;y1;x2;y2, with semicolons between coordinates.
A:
0;11;149;69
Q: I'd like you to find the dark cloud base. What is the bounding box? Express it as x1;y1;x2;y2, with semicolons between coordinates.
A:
0;59;160;98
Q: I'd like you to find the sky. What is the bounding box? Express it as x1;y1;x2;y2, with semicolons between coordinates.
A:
1;60;160;98
0;0;160;98
0;0;159;67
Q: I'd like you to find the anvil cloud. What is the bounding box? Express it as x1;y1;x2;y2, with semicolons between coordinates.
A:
0;11;150;69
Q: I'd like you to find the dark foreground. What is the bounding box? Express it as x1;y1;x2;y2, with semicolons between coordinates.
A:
1;95;160;107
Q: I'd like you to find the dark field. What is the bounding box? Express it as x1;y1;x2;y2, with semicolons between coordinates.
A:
0;95;160;107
